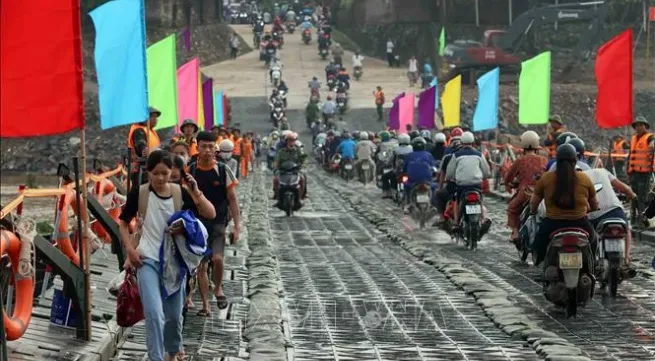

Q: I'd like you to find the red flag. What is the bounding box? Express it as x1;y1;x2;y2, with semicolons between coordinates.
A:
0;1;84;138
594;28;632;129
649;7;655;22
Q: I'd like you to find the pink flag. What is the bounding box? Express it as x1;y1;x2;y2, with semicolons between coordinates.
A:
387;92;405;130
398;93;415;133
176;58;199;131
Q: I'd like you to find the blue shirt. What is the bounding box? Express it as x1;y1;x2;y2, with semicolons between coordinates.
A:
301;21;312;30
403;151;435;184
337;139;356;159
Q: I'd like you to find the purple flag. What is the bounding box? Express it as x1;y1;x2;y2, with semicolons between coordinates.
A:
181;27;190;53
417;86;436;129
202;78;214;129
388;92;405;130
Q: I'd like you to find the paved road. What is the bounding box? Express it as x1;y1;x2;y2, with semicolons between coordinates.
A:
122;23;655;361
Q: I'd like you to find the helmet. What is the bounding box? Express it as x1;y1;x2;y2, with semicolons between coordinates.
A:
285;132;297;141
218;139;234;152
556;143;577;161
281;130;291;138
450;137;462;151
359;131;368;140
398;133;411;145
450;127;463;137
409;130;420;140
520;131;540;150
411;137;426;151
555;132;577;147
352;131;360;139
420;130;431;139
566;138;585;157
433;132;446;144
379;131;390;141
327;130;335;137
461;131;475;144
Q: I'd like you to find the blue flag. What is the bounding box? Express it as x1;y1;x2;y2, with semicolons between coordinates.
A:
430;77;439;110
472;68;499;132
90;0;148;130
214;91;224;126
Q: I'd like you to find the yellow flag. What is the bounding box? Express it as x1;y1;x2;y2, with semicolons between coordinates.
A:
441;75;461;128
196;70;205;130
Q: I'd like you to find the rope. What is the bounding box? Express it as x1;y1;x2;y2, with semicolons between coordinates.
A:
15;218;36;279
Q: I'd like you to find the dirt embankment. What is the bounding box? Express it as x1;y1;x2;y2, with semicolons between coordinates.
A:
1;22;250;176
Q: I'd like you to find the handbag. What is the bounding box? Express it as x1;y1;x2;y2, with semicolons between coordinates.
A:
116;268;144;327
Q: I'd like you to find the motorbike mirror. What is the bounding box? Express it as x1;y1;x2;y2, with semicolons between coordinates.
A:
594;183;603;192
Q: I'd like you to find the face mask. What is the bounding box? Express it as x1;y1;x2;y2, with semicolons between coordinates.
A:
220;152;233;160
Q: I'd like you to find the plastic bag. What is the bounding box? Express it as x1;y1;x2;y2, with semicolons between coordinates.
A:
116;269;144;327
107;270;126;297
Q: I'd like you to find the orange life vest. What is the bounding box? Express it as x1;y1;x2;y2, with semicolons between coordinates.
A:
374;91;385;105
628;132;654;173
127;125;160;171
612;140;626;155
172;135;198;156
232;137;242;156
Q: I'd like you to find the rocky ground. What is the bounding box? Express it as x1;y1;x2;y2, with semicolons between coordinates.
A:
0;22;251;175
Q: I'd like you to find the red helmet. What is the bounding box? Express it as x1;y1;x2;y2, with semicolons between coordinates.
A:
450;127;463;137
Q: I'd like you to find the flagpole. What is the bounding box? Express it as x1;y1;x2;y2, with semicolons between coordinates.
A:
79;127;92;342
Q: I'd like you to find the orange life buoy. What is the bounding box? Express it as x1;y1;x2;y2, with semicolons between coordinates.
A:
56;190;80;266
1;230;34;341
91;179;117;243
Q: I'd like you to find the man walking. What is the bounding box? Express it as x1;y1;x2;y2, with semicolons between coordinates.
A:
230;32;240;59
189;131;241;315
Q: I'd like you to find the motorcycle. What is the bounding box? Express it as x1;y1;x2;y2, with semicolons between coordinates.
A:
516;186;537;263
302;29;312;44
336;91;347;114
456;190;483;250
330;154;341;173
272;32;284;49
410;182;433;229
357;160;374;185
277;161;302;216
278;90;288;108
340;159;354;181
543;228;595;318
595;217;634;296
375;152;392;189
394;173;408;207
287;23;296;34
264;47;276;66
253;31;262;48
354;67;362;81
326;75;336;91
271;105;285;128
271;67;282;87
319;47;329;60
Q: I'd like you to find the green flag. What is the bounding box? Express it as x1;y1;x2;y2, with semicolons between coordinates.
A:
146;34;178;130
518;51;551;125
438;27;446;56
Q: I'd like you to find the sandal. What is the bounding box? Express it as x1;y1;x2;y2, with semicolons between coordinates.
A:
215;295;229;310
196;309;211;317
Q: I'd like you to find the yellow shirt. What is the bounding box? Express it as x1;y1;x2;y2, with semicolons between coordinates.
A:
534;171;596;220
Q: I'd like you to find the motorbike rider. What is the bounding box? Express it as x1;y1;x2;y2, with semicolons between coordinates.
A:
403;137;437;208
445;132;491;231
267;130;280;149
546;135;590;171
331;42;345;66
322;95;337;124
432;132;447;161
269;89;281;105
530;143;599;266
584;167;637;264
305;99;319;128
253;16;265;33
325;61;338;82
543;115;566;158
433;136;462;224
273;132;307;200
421;62;434;88
336;67;350;90
375;131;398;160
352;51;364;75
504;131;548;242
262;30;273;42
318;33;330;52
444;127;463;156
301;17;312;31
355;131;377;180
269;57;283;82
382;133;413;198
335;132;356;171
272;16;285;34
311;120;325;143
277;80;289;94
420;130;435;155
264;40;277;65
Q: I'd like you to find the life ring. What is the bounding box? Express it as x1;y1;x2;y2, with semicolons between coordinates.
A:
56;191;80;266
91;179;116;243
1;230;34;341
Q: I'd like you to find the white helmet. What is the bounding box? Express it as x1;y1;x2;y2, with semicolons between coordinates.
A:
433;132;447;143
271;130;279;138
218;139;234;152
461;131;475;144
398;133;411;145
520;130;540;150
359;131;368;140
420;130;431;139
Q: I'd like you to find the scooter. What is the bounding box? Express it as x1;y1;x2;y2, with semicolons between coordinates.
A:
336;92;347;114
276;161;302;216
595;217;635;296
278;90;288;108
271;106;285;128
271;67;282;87
456;190;483;250
302;29;312;44
340;159;354;181
354;67;363;81
358;160;374;185
319;47;329;60
410;182;433;229
287;23;296;33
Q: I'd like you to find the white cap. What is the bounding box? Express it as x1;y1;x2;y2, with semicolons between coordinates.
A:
461;131;475;144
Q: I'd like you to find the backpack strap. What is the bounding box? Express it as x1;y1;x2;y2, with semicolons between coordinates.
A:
137;183;150;218
171;183;183;212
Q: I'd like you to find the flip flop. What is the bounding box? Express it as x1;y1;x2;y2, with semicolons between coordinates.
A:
196;309;211;317
215;295;229;310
